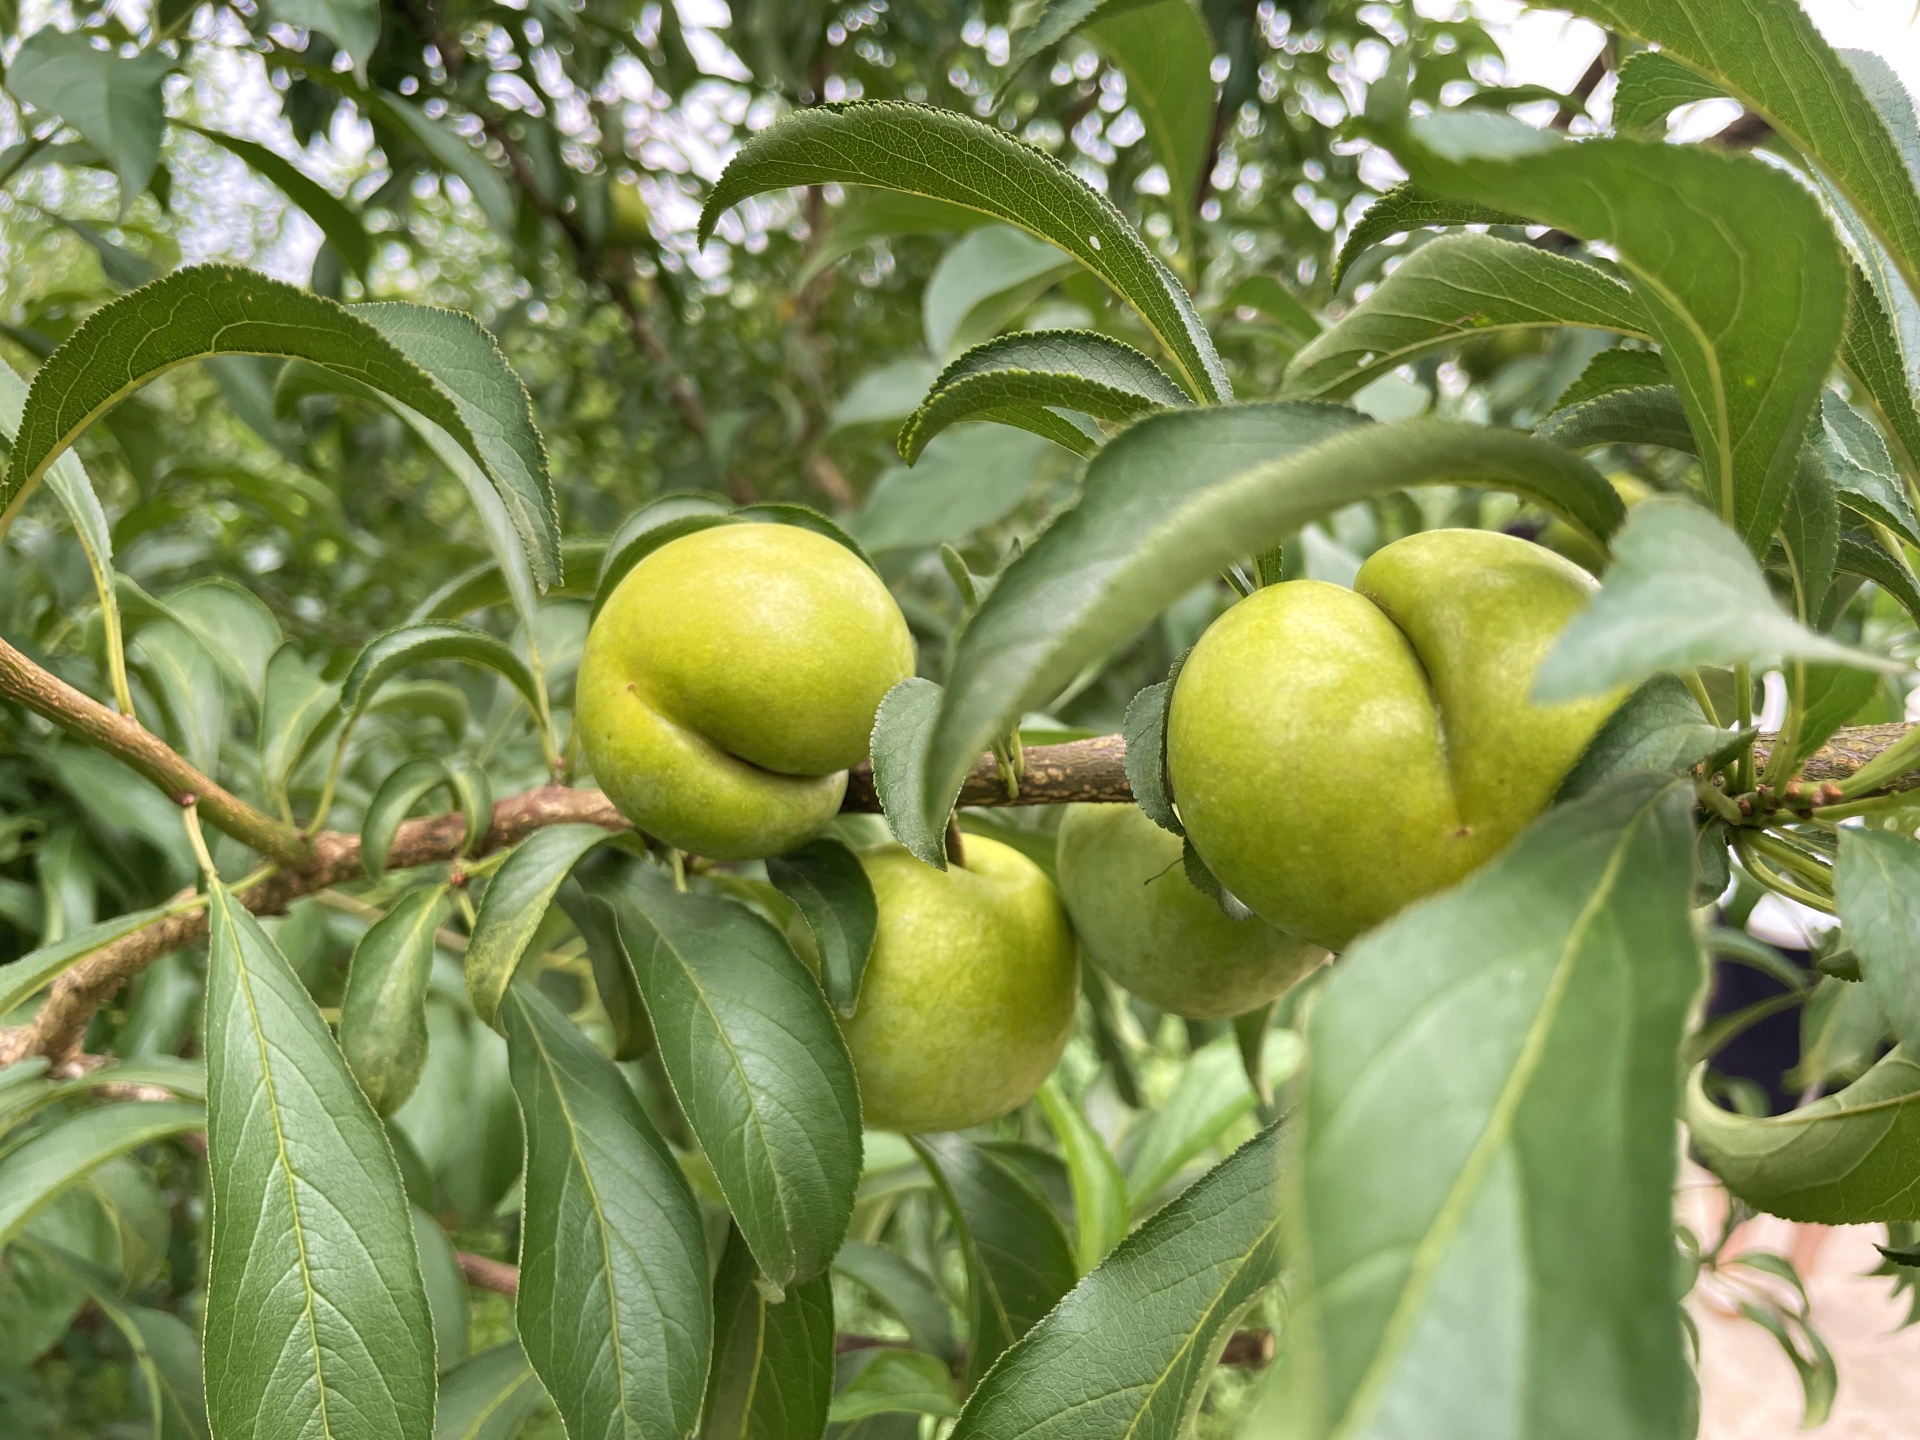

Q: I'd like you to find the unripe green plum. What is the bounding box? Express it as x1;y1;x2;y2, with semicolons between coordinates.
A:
841;837;1077;1133
576;524;914;860
1168;529;1618;951
1056;802;1326;1019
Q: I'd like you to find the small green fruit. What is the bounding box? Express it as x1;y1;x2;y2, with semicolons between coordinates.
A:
1168;528;1618;950
841;837;1077;1133
1056;802;1326;1019
576;523;914;860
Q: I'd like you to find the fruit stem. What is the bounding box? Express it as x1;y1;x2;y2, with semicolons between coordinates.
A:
1732;662;1755;792
1758;661;1804;791
1731;831;1835;914
1683;669;1722;727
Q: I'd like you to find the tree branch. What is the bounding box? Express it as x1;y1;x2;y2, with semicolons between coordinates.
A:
0;634;312;868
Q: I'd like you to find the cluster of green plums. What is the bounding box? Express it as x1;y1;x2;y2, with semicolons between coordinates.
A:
576;520;1618;1134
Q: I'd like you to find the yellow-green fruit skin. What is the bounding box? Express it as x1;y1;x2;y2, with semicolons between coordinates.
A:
576;524;914;860
1167;529;1618;951
841;838;1078;1134
1056;803;1326;1020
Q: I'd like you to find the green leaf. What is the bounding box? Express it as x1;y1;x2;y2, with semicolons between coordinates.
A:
951;1122;1281;1439
1688;1048;1920;1224
1537;383;1695;454
1837;530;1920;629
340;885;448;1117
502;980;712;1440
1534;499;1894;703
1563;0;1920;303
910;1133;1077;1390
370;93;516;240
797;187;992;286
1284;235;1650;399
698;1224;835;1440
1083;0;1216;254
413;1206;470;1373
857;424;1052;554
1816;390;1920;547
829;1350;960;1423
0;903;175;1020
341;622;542;725
130;620;227;776
361;756;473;882
1122;1035;1261;1206
1396;115;1848;552
1;268;559;587
186;125;372;277
1610;50;1724;136
1262;777;1698;1438
465;825;611;1028
1780;442;1840;624
260;645;341;806
831;1242;959;1369
698;102;1231;404
1036;1078;1129;1272
1120;676;1181;836
1787;663;1882;770
1840;260;1920;487
268;0;379;80
434;1342;549;1440
923;224;1078;359
1225;275;1322;341
1835;830;1920;1052
1556;676;1746;802
870;677;954;870
1553;348;1671;412
352;302;559;590
414;538;606;623
765;838;877;1018
0;1101;201;1250
203;881;435;1440
1330;182;1524;289
6;29;170;207
926;404;1622;839
899;330;1187;463
593;495;734;619
612;868;862;1291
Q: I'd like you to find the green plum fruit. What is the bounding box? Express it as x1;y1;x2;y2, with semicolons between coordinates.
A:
1167;528;1619;951
576;523;914;860
841;837;1077;1133
1056;802;1326;1019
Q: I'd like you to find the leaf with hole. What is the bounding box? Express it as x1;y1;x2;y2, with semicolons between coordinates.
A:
698;102;1230;403
612;867;861;1291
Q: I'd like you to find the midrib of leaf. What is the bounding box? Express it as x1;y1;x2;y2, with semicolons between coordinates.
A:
219;891;336;1439
457;1372;536;1440
523;1018;633;1433
1621;254;1734;526
1330;786;1665;1437
654;929;798;1276
1117;1216;1280;1440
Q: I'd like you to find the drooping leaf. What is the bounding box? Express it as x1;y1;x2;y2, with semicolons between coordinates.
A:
434;1342;550;1440
1395;113;1848;552
556;882;654;1062
1816;389;1920;547
203;881;435;1440
1120;674;1181;836
1552;347;1671;412
340;622;542;726
1536;383;1695;455
1535;499;1894;704
899;330;1187;463
698;1224;835;1440
0;1101;202;1250
870;677;953;870
1786;664;1882;771
1609;50;1724;136
269;0;379;81
1688;1048;1920;1224
926;404;1622;839
370;93;516;240
1837;530;1920;630
1556;675;1747;802
911;1133;1077;1390
697;102;1231;404
1562;0;1920;301
1284;235;1650;399
1122;1035;1269;1207
0;903;175;1020
952;1122;1282;1439
797;186;992;286
129;621;226;776
361;756;487;882
260;645;341;805
0;268;560;584
1225;274;1322;341
612;868;862;1292
413;537;606;623
1780;442;1840;624
502;980;711;1440
831;1242;958;1369
1839;260;1920;487
6;29;171;207
465;825;611;1028
1259;777;1698;1438
829;1350;961;1423
1835;830;1920;1053
186;124;373;277
922;224;1078;359
765;837;877;1018
1330;182;1525;289
1036;1078;1130;1273
340;885;448;1117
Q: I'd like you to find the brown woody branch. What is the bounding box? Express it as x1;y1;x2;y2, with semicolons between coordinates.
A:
0;634;311;868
